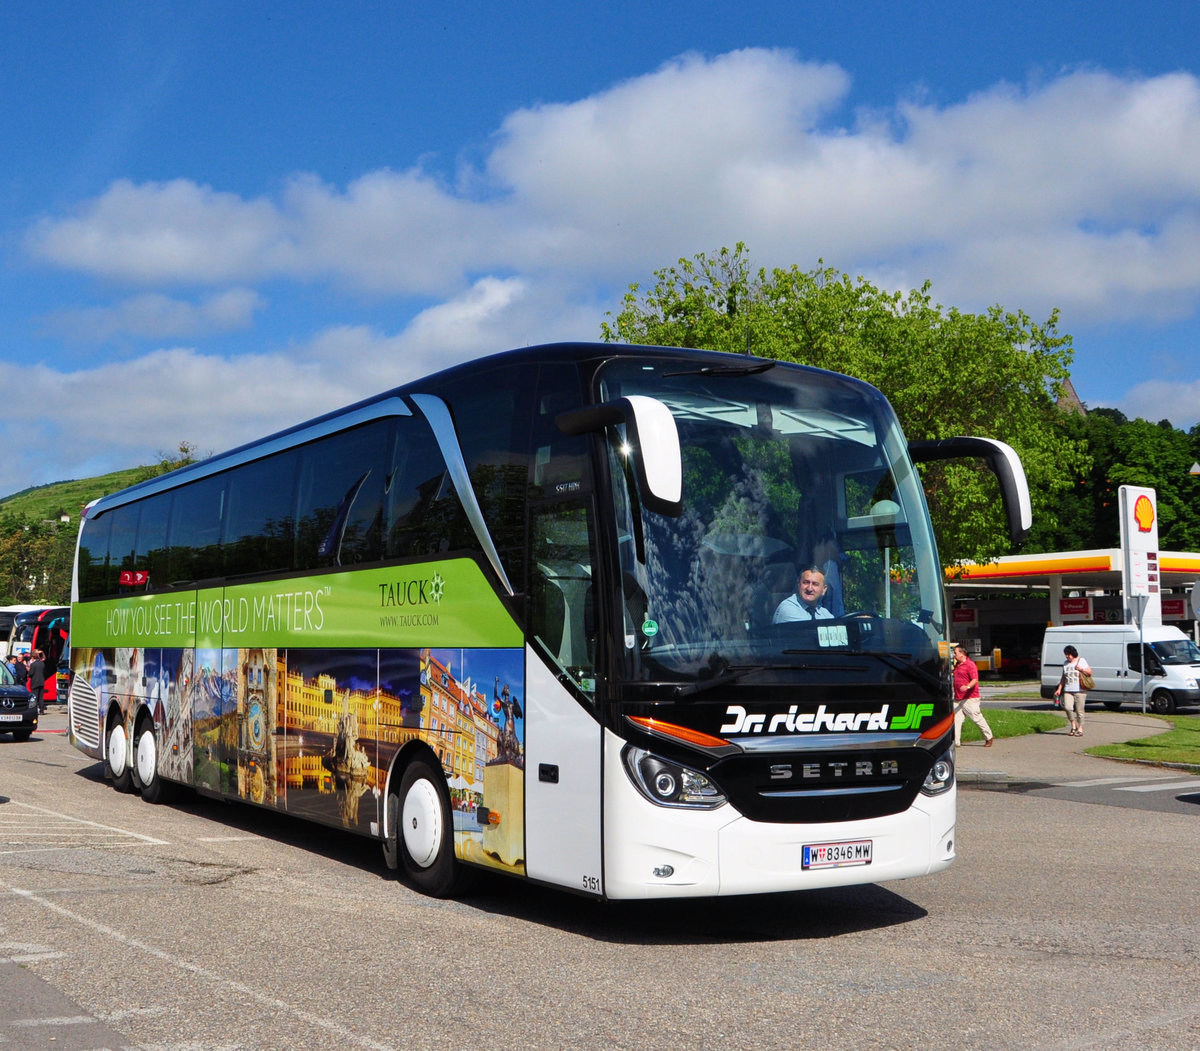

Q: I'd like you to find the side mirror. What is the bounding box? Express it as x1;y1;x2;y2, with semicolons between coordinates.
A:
557;396;683;516
908;436;1032;545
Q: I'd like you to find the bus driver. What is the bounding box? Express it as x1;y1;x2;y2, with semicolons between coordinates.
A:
773;566;835;623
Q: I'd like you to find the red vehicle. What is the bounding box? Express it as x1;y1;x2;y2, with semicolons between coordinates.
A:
10;607;69;703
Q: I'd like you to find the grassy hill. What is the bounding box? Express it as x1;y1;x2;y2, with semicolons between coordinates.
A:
0;466;147;524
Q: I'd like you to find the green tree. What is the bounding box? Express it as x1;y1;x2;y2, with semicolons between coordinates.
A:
0;439;206;606
0;514;73;604
1101;416;1200;549
135;440;205;483
603;245;1089;564
1033;409;1200;553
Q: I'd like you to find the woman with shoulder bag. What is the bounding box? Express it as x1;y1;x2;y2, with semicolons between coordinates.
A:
1053;644;1091;737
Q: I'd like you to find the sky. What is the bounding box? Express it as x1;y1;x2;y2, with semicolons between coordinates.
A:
4;2;1200;500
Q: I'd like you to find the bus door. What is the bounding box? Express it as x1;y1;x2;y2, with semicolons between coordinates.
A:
35;609;70;702
523;484;604;892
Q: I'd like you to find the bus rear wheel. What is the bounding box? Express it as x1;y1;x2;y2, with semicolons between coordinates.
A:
132;718;172;804
106;718;134;793
396;757;458;898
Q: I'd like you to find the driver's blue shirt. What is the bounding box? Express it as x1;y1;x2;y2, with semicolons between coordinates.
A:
773;594;835;623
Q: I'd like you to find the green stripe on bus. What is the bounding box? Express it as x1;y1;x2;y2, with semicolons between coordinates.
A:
71;558;522;649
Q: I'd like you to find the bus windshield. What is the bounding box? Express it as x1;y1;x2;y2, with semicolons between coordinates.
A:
598;356;946;683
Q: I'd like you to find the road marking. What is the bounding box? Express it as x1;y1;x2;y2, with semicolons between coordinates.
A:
0;941;66;964
100;1006;166;1022
1115;779;1200;793
1;800;168;846
9;1015;95;1028
3;881;397;1051
1050;777;1149;787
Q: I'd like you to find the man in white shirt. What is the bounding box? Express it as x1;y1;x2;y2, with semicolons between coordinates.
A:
773;566;835;623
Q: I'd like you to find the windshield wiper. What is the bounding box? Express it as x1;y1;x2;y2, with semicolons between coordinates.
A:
672;658;866;697
787;643;945;695
662;360;776;378
862;651;943;691
672;668;748;697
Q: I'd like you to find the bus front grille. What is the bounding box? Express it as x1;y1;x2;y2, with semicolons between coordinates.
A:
68;677;101;749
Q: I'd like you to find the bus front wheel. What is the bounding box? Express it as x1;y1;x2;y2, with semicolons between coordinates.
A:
396;757;458;898
106;718;134;793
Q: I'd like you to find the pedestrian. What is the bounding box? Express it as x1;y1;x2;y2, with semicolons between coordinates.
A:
1053;644;1091;737
28;649;46;714
953;643;994;747
11;651;28;687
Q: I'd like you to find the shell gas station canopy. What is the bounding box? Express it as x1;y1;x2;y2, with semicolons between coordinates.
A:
947;549;1200;624
948;486;1200;629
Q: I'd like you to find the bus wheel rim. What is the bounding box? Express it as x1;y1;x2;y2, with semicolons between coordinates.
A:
108;723;128;776
401;778;442;868
135;728;157;786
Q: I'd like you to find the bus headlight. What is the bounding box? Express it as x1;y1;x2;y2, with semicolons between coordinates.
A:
623;746;727;809
920;748;955;796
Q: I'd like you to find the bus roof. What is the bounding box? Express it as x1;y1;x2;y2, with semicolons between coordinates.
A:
83;342;868;519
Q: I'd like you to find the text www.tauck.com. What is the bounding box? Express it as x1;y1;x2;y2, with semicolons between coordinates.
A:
380;613;440;628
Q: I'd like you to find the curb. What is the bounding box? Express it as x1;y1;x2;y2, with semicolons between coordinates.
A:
1081;754;1200;775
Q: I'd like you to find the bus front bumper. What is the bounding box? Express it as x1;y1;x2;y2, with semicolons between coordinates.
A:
603;739;955;899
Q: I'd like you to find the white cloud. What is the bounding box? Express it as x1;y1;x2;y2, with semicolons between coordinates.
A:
28;179;285;283
18;49;1200;489
0;341;365;499
1;276;598;498
1112;377;1200;430
46;288;264;341
25;52;1200;324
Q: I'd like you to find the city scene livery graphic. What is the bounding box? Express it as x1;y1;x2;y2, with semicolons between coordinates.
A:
74;644;526;874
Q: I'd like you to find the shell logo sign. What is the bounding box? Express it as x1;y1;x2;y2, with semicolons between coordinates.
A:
1133;494;1155;533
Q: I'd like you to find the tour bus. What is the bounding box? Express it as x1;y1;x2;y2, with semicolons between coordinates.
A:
0;605;44;653
68;343;1030;899
10;606;70;703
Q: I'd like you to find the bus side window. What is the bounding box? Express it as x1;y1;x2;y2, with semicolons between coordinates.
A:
138;496;170;591
530;500;596;693
222;447;299;577
528;371;597;692
168;473;226;582
105;502;140;594
295;421;391;569
78;511;113;599
387;416;477;559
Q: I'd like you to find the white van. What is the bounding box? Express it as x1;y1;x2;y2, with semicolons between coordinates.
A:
1040;624;1200;714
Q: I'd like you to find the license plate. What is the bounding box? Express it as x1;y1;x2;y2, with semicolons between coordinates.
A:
0;713;22;722
803;839;873;869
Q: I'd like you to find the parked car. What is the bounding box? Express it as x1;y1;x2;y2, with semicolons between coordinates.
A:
1040;624;1200;714
0;662;37;741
